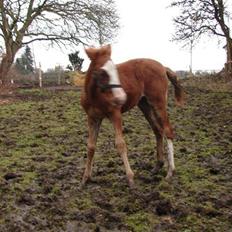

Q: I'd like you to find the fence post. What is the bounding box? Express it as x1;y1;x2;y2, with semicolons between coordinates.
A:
58;69;61;85
39;63;42;88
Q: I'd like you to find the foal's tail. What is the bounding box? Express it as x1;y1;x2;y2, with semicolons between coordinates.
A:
166;67;185;106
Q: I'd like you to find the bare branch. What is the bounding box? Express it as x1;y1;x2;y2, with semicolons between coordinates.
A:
0;0;119;82
170;0;231;45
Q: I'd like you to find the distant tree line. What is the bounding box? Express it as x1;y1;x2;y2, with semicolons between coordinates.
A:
5;46;85;87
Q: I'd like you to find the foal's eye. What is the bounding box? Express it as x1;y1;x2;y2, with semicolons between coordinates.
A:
92;70;101;80
92;70;109;82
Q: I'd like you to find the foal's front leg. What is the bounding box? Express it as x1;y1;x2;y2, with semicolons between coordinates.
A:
82;116;102;185
110;111;134;187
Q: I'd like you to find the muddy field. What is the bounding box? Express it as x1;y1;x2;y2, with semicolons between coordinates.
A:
0;83;232;231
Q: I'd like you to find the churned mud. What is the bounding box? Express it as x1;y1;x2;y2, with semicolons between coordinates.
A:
0;83;231;231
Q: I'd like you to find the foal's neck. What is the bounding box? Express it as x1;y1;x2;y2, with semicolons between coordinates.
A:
85;65;97;102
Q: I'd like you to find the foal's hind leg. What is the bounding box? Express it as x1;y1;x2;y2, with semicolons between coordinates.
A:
82;116;102;185
138;97;165;173
148;98;175;179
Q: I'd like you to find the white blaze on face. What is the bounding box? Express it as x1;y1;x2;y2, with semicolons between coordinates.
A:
101;60;127;105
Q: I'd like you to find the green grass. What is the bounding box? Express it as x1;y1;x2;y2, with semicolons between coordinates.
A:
0;86;232;231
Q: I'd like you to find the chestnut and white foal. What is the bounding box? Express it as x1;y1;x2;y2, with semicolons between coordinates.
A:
81;45;184;187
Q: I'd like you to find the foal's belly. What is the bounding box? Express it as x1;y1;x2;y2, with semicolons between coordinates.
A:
121;91;142;113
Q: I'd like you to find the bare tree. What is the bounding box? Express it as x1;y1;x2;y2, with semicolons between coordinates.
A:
0;0;119;85
92;3;119;45
171;0;232;75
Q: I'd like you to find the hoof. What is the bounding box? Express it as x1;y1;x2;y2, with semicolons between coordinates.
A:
81;175;91;187
152;161;164;174
128;178;135;189
127;171;135;188
81;180;87;188
80;182;86;190
165;170;175;180
165;174;172;181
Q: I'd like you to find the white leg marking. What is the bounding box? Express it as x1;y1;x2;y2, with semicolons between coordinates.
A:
166;139;175;178
101;60;127;104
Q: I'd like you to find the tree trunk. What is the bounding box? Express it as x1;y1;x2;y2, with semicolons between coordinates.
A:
0;38;21;88
0;54;14;86
225;38;232;78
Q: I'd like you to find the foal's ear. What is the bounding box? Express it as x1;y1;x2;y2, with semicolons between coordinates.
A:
85;47;97;60
102;44;111;56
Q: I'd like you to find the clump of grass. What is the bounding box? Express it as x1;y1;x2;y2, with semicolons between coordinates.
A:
182;74;232;92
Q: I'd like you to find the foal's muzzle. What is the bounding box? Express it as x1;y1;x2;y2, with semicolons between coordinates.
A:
112;88;127;106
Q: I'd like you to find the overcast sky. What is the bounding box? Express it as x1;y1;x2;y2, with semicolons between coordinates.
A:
32;0;229;72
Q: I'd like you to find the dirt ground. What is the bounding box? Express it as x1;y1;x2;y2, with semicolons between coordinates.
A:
0;82;232;231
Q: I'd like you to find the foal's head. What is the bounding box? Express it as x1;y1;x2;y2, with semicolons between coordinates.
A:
85;45;127;106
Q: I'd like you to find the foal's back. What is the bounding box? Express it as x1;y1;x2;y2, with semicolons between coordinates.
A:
116;59;169;112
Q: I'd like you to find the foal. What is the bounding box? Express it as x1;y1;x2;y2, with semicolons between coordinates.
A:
81;45;184;187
